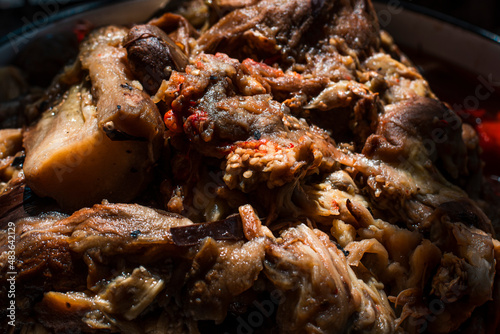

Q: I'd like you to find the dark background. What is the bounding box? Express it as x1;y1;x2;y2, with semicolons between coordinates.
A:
1;0;500;38
407;0;500;34
0;0;110;39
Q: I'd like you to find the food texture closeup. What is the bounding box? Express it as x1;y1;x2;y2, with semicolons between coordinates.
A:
1;0;499;333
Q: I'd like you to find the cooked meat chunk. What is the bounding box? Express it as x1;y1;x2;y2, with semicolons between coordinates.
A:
304;79;381;144
291;170;371;227
327;158;496;332
397;221;496;334
23;26;164;209
193;0;387;148
343;196;495;332
36;272;199;334
38;267;166;331
156;52;337;191
1;203;273;332
181;205;274;323
182;237;268;322
1;0;499;332
264;224;398;333
334;145;495;236
0;203;194;331
9;203;192;285
333;96;495;236
79;26;164;144
195;0;380;63
208;0;262;16
23;84;155;209
361;53;434;104
148;13;200;55
363;96;468;182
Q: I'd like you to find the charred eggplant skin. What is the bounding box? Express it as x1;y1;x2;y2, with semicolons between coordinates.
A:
124;24;189;94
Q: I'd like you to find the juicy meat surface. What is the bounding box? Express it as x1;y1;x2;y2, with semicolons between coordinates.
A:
156;52;337;192
363;96;468;182
23;26;164;209
195;0;380;63
79;26;164;145
1;203;194;332
1;0;499;332
265;224;398;333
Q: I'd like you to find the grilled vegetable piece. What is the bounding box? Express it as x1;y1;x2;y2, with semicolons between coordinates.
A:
124;24;189;94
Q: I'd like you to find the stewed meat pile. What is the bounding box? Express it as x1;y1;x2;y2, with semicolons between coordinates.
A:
1;0;499;333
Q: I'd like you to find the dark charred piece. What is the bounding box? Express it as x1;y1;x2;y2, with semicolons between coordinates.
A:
124;24;189;94
170;214;245;246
